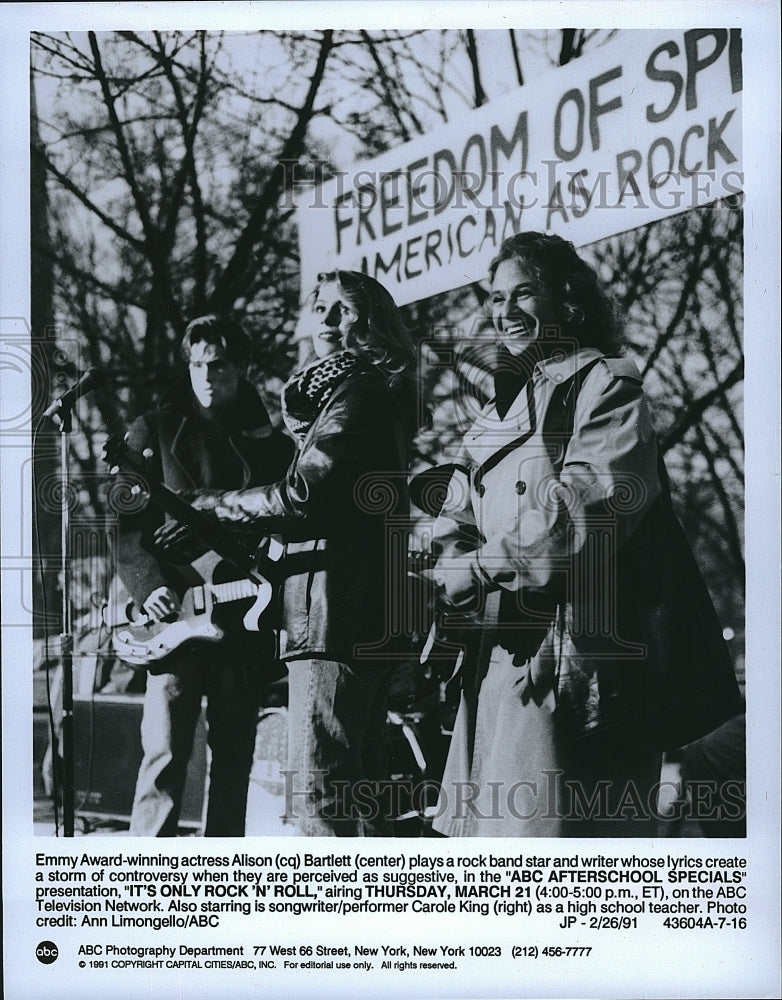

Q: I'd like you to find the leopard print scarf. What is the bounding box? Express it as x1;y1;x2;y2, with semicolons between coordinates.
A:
282;350;361;441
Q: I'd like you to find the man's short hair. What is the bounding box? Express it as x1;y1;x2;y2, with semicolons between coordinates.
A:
181;315;250;369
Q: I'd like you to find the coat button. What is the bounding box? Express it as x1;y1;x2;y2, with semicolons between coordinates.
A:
476;483;486;497
515;480;527;495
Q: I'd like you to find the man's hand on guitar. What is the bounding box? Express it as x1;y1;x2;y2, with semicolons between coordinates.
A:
142;586;182;623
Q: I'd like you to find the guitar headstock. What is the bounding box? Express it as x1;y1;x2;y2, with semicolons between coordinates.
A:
103;435;158;504
103;434;151;474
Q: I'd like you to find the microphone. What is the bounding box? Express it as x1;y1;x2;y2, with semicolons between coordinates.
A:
44;368;106;424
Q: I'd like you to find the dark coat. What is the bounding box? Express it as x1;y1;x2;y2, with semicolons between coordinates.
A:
116;379;295;606
201;362;411;665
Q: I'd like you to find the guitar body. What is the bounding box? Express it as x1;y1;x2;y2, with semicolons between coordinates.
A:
111;589;225;670
109;552;273;672
102;435;284;672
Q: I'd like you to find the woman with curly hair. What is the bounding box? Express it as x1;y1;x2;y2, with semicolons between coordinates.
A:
191;270;419;835
428;232;741;837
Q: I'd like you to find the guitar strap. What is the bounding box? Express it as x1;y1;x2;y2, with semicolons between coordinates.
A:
473;380;538;492
541;355;605;470
472;356;605;494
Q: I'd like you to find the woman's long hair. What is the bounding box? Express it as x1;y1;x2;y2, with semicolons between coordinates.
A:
488;232;622;355
315;269;420;429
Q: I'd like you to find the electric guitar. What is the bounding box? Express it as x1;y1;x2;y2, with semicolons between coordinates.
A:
103;435;279;671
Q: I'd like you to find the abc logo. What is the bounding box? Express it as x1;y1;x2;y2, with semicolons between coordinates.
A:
36;941;59;964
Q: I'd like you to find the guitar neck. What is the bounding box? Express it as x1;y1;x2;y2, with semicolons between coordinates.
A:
210;579;261;605
143;479;275;584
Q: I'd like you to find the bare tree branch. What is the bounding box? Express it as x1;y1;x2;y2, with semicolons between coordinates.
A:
691;421;745;574
509;29;524;86
33;146;146;251
641;238;709;377
659;358;744;453
559;29;585;66
87;32;156;244
359;31;412;141
208;30;334;312
149;31;212;254
464;29;487;107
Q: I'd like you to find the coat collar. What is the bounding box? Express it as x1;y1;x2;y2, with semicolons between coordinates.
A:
159;377;271;432
161;378;273;489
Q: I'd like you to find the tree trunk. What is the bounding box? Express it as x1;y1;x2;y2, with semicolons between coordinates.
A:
31;68;62;637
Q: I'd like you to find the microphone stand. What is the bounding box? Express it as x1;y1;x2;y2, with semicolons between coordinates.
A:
43;368;106;836
50;400;76;837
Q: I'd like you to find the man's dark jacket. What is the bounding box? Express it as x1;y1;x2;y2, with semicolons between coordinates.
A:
116;379;294;606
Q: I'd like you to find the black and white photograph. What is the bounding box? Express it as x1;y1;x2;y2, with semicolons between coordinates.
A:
2;3;780;999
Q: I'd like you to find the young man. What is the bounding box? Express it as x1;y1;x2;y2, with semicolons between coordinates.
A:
116;315;294;836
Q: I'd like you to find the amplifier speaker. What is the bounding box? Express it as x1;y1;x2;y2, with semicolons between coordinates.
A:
73;694;208;830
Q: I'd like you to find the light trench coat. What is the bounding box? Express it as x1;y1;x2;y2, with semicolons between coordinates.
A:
431;347;663;836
